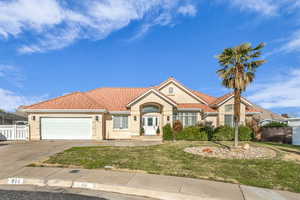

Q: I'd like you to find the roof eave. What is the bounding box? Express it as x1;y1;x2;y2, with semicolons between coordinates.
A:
20;109;107;113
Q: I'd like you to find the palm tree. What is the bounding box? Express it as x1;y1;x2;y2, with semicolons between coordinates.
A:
216;43;266;147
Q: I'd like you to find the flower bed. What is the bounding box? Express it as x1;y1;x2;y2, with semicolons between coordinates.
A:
184;146;276;159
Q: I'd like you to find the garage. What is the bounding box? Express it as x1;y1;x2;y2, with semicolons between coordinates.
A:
41;118;92;140
287;118;300;145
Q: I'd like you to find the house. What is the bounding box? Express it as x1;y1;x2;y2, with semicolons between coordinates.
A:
0;110;27;125
20;77;261;140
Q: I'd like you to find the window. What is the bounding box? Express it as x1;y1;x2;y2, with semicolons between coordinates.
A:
225;104;233;112
142;105;160;113
174;112;197;127
168;87;174;94
113;116;128;129
224;114;234;127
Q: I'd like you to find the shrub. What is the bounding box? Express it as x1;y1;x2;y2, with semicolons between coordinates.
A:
200;125;214;141
163;124;173;141
176;126;208;141
212;126;234;141
140;127;144;135
262;121;288;128
173;120;183;133
238;125;254;141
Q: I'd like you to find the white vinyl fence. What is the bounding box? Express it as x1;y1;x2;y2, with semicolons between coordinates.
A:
0;125;29;141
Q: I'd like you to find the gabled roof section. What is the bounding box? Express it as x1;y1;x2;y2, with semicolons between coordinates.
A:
210;93;253;107
157;77;209;105
127;88;177;107
22;92;105;110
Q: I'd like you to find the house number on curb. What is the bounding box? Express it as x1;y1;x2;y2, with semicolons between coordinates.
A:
73;182;95;189
8;178;24;185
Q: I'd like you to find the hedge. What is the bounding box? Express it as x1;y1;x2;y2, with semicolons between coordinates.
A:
262;121;288;128
163;124;173;141
176;126;208;141
212;125;253;141
163;124;253;141
212;126;234;141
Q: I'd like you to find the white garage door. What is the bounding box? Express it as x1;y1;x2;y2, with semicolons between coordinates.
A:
41;118;92;140
293;127;300;145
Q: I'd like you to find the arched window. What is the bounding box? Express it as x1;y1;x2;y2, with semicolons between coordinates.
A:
142;105;160;113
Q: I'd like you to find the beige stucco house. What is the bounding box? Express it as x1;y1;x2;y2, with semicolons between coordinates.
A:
20;78;260;140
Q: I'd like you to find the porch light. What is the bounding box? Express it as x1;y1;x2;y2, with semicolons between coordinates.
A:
32;116;36;121
167;116;170;121
134;116;137;121
95;116;99;121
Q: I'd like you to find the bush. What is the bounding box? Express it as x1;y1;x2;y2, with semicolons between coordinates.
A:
200;125;214;141
176;126;208;141
173;120;183;133
212;126;234;141
163;124;173;141
263;121;288;128
238;125;254;141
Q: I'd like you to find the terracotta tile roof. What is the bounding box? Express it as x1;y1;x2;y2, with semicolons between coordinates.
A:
85;88;149;111
209;92;234;106
177;104;217;112
246;106;261;113
22;92;105;110
191;90;217;104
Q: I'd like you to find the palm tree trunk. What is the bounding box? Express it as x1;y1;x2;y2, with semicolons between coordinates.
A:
234;88;241;147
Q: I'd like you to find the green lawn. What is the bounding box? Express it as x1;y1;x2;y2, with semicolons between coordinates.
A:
261;142;300;151
44;141;300;193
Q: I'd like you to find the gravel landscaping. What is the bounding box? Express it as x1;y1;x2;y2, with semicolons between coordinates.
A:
184;145;277;159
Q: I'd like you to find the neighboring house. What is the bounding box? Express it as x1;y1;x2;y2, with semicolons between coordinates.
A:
19;77;261;140
0;110;27;125
250;104;286;126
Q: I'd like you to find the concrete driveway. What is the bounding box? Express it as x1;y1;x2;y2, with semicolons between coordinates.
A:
0;140;99;178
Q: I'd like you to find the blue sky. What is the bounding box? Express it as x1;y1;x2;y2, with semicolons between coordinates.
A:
0;0;300;116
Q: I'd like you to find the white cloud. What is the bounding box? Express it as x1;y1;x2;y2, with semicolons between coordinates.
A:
0;0;198;53
0;65;24;87
0;88;47;111
277;30;300;53
178;4;197;16
247;68;300;109
214;0;278;16
229;0;278;16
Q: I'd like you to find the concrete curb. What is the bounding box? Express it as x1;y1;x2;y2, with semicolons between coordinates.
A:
0;177;217;200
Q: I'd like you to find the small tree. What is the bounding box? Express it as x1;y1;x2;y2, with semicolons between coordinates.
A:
173;120;183;133
216;43;266;147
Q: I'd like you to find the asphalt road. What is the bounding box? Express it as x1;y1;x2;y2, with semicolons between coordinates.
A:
0;190;105;200
0;186;156;200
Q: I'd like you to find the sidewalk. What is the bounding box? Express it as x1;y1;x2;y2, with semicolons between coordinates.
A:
0;167;299;200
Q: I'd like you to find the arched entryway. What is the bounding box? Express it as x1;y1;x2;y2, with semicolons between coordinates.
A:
140;103;162;136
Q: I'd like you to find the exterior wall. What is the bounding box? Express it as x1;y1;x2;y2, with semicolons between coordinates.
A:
105;114;132;139
159;82;200;104
204;115;218;127
28;113;103;140
217;98;246;126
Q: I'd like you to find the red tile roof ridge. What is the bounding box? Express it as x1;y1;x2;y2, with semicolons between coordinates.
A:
22;91;82;109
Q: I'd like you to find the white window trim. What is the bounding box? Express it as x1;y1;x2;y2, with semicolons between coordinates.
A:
112;115;129;130
174;112;198;127
224;114;234;127
224;104;233;112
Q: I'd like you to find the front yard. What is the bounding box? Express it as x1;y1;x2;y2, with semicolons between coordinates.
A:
43;141;300;193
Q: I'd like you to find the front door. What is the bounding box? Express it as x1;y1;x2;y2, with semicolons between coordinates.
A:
143;116;159;135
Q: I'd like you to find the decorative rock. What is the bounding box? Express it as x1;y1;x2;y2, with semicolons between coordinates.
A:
104;165;114;170
184;145;276;159
242;143;250;150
